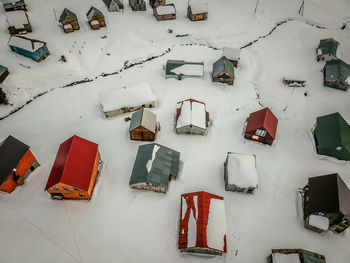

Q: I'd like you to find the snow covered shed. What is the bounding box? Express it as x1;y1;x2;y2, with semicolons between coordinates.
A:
129;0;146;11
87;6;105;30
323;59;350;91
0;135;39;193
212;56;235;85
178;191;227;256
187;1;208;21
149;0;165;8
129;108;159;141
176;99;209;135
267;249;326;263
99;82;156;118
317;38;339;62
302;173;350;233
224;152;258;194
103;0;123;11
6;10;31;34
129;143;180;193
244;107;278;145
0;65;9;84
165;60;204;80
313;112;350;161
2;0;26;11
154;4;176;21
59;8;79;33
222;47;241;67
45;135;102;200
8;35;49;62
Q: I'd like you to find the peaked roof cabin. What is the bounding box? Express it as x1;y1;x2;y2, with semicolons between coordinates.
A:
59;8;79;33
103;0;124;11
129;108;158;141
129;0;146;11
154;4;176;21
8;35;49;61
0;135;39;193
87;6;106;29
179;191;227;256
313;112;350;161
129;143;180;193
187;1;208;21
222;47;241;67
245;107;278;145
149;0;165;8
317;38;339;62
2;0;26;11
6;10;32;34
165;60;204;80
45;135;101;200
0;65;9;84
212;56;235;85
267;249;326;263
323;59;350;91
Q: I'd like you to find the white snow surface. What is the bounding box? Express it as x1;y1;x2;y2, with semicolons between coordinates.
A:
308;214;329;231
222;47;241;61
8;35;44;52
227;153;258;188
207;198;226;251
171;64;204;76
146;144;160;173
176;100;206;129
272;253;300;263
6;10;28;28
156;5;176;15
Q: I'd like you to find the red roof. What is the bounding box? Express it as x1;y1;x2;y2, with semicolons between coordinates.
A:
45;135;99;191
245;108;278;139
176;98;206;121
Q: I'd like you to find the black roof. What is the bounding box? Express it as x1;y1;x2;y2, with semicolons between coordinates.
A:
0;135;30;184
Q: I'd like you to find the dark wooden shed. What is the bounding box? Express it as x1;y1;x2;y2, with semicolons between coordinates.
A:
187;2;208;21
153;4;176;21
59;8;80;33
6;10;32;34
87;6;106;30
149;0;165;8
129;108;159;141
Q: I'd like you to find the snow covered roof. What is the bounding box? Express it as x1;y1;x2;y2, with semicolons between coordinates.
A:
129;108;157;133
222;47;241;61
63;24;72;29
190;2;208;14
99;82;156;113
272;253;301;263
176;99;207;130
226;153;258;188
155;4;176;15
8;35;46;52
308;214;329;231
166;60;204;78
6;10;29;28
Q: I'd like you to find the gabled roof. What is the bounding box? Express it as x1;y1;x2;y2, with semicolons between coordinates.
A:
318;38;339;57
129;108;157;133
45;135;99;191
176;99;207;130
212;56;235;78
87;6;104;20
129;143;180;191
8;35;46;52
324;59;350;82
0;65;8;76
0;135;30;185
59;8;78;23
246;108;278;139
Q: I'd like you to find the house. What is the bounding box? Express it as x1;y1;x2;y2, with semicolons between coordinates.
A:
99;82;156;118
45;135;102;200
176;99;209;135
59;8;80;33
0;135;39;193
165;60;204;80
244;107;278;145
129;0;146;11
317;38;339;62
178;191;227;256
87;6;106;30
0;65;9;84
150;0;165;8
8;35;49;62
302;173;350;233
267;249;326;263
222;47;241;67
6;10;31;34
312;112;350;161
153;4;176;21
212;56;235;85
187;1;208;21
224;152;258;194
1;0;26;11
129;143;180;193
103;0;124;12
323;59;350;91
129;108;159;141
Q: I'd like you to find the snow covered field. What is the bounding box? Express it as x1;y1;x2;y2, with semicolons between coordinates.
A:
0;0;350;262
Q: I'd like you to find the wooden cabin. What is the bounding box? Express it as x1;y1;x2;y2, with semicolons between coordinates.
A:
222;47;241;67
317;38;339;62
244;107;278;145
323;59;350;91
103;0;124;12
212;56;235;85
149;0;165;8
153;4;176;21
129;0;146;11
187;2;208;21
267;249;326;263
176;99;209;135
179;191;227;256
2;0;26;11
224;152;258;194
59;8;79;33
302;173;350;234
99;82;156;118
0;65;9;84
165;60;204;80
87;6;106;30
45;135;102;200
129;108;159;141
129;143;180;193
8;35;49;62
0;135;39;193
6;10;32;34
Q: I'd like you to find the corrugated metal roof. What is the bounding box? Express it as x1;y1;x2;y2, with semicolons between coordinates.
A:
59;8;78;23
318;38;339;58
129;108;157;132
0;65;8;76
324;59;350;82
212;56;235;78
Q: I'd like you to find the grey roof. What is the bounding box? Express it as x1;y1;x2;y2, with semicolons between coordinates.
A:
324;59;350;82
129;143;180;191
129;108;157;133
0;65;8;76
318;38;339;57
2;0;23;4
165;60;204;77
212;56;235;78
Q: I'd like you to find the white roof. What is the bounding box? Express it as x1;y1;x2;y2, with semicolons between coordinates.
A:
6;10;29;28
226;153;258;188
308;214;329;231
190;3;208;14
176;100;206;130
171;64;204;77
272;253;300;263
206;198;226;251
156;5;176;15
222;47;241;61
8;36;45;52
99;82;156;113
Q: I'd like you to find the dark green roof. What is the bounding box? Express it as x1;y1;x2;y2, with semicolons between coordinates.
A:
212;56;235;78
59;8;78;23
129;143;180;191
87;6;104;19
0;65;8;76
318;38;339;58
165;60;204;77
301;249;326;263
324;59;350;82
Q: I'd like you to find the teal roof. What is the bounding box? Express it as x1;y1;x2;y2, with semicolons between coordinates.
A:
0;65;8;76
212;56;235;78
86;6;104;19
324;59;350;82
59;8;78;23
301;249;326;263
318;38;339;58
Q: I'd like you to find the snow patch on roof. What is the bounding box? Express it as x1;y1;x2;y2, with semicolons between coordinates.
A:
156;5;175;15
187;195;197;247
171;64;204;76
207;198;226;251
227;153;258;188
272;253;300;263
146;144;160;173
6;10;28;28
308;214;329;231
176;100;206;130
8;36;44;52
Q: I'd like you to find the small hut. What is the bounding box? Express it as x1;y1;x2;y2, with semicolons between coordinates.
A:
323;59;350;91
2;0;26;11
149;0;165;8
8;35;49;62
222;47;241;67
153;4;176;21
224;152;258;194
129;108;159;141
187;1;208;21
267;249;326;263
165;60;204;80
0;65;9;84
45;135;102;200
129;143;180;193
6;10;32;34
129;0;146;11
103;0;124;11
244;107;278;145
317;38;339;62
179;191;227;256
212;56;235;85
302;173;350;233
87;6;106;30
59;8;80;33
0;135;39;193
